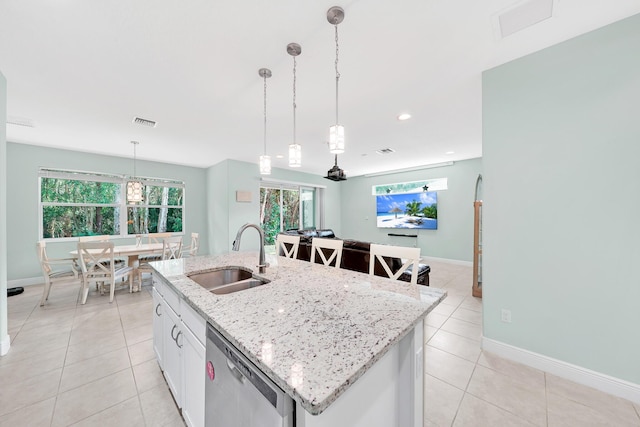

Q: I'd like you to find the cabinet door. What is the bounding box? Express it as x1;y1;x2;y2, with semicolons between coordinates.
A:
181;324;206;427
152;288;164;369
162;300;182;408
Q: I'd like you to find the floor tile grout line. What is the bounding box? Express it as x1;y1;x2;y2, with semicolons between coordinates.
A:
544;372;549;427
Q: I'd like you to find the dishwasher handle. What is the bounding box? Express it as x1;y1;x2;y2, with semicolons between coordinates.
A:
226;358;246;383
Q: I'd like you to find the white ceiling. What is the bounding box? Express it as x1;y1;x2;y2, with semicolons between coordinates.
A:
1;1;639;177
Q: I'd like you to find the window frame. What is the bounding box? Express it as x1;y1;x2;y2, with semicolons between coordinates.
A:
259;178;325;234
38;168;185;241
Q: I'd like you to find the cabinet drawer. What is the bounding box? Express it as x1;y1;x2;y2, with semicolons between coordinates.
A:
181;301;206;345
163;284;180;314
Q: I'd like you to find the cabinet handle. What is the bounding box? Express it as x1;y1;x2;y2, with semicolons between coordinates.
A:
155;303;162;316
171;324;178;340
175;331;183;349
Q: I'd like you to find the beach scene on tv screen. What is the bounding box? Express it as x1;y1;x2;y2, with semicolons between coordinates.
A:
376;191;438;229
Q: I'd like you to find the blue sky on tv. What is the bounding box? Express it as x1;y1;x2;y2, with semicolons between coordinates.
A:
376;192;437;214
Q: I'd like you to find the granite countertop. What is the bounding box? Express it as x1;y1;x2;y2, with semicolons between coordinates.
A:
151;252;446;415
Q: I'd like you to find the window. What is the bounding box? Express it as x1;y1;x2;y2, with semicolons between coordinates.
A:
259;180;324;245
127;182;184;235
39;168;184;240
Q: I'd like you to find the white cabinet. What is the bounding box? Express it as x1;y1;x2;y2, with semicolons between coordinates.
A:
153;276;206;427
181;321;206;427
152;288;164;369
162;298;183;408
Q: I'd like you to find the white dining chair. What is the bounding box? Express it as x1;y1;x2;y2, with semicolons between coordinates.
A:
310;238;343;268
182;232;199;257
369;243;421;285
36;241;80;306
139;232;173;263
77;241;134;303
276;234;300;259
162;236;183;260
78;235;125;267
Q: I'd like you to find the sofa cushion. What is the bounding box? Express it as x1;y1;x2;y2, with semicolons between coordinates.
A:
316;229;336;238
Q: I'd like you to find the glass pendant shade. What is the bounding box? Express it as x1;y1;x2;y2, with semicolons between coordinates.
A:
288;143;302;167
259;155;272;175
127;180;144;203
329;124;345;154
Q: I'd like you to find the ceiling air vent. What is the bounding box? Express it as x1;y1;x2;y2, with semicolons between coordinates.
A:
496;0;553;38
376;148;395;155
132;116;157;128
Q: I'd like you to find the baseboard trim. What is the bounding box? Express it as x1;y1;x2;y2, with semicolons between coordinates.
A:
8;276;43;288
482;337;640;404
0;334;10;356
421;256;472;267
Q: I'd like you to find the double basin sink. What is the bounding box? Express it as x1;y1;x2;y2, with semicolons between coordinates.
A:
188;267;269;295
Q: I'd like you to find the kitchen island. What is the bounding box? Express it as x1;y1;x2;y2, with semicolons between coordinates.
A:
151;252;446;427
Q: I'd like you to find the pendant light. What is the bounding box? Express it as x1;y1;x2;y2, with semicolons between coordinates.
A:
127;141;144;203
287;43;302;168
258;68;272;175
327;6;345;154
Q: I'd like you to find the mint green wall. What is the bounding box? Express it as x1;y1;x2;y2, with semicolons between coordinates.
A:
6;143;208;280
483;14;640;383
0;71;9;353
207;160;230;254
340;159;482;262
206;159;342;253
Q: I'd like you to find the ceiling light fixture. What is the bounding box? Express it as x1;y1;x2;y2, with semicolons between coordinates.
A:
287;43;302;168
259;68;272;175
397;113;412;121
127;141;144;203
327;6;345;155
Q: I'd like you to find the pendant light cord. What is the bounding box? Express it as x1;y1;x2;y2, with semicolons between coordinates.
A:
293;56;297;144
133;143;136;178
334;23;340;126
263;74;267;156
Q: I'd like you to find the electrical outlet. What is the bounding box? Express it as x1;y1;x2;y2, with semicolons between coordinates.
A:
501;309;512;323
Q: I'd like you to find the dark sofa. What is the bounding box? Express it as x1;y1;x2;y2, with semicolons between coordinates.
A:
279;229;430;286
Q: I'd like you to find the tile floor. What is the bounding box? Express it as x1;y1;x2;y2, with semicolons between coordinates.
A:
1;261;639;426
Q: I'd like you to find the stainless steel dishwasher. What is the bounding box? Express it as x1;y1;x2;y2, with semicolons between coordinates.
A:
205;323;294;427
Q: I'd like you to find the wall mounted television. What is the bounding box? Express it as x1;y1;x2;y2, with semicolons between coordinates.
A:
376;191;437;229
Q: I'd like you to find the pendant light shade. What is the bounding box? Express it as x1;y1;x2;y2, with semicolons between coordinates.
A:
259;68;272;175
287;42;302;168
328;124;345;154
127;141;144;203
327;6;345;155
288;143;301;167
259;155;272;175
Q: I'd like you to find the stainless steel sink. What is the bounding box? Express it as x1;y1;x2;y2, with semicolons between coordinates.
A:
188;267;269;295
208;278;267;295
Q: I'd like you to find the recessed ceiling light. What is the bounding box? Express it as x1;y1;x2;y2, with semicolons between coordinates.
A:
276;154;284;159
397;113;412;121
445;151;455;155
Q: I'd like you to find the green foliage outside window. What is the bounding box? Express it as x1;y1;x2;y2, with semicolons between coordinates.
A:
259;187;300;245
40;175;184;239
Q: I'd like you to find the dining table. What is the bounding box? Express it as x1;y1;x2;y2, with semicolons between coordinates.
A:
70;242;164;292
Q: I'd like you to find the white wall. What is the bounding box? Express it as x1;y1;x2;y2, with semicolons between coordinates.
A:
483;13;640;385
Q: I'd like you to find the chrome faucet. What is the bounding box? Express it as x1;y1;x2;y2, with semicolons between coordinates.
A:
232;223;268;274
